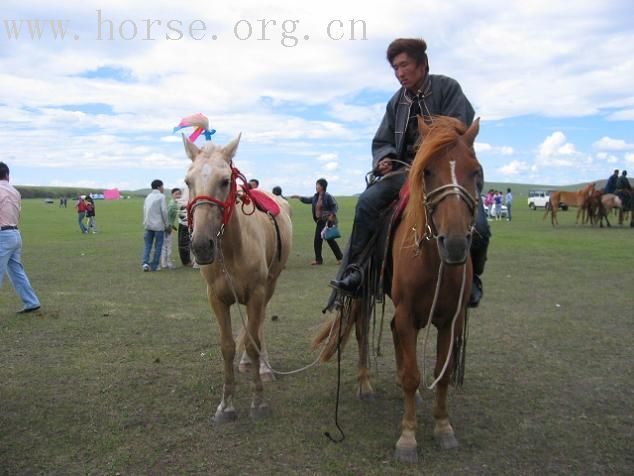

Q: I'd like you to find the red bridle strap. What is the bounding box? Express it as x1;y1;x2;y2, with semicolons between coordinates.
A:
186;166;248;232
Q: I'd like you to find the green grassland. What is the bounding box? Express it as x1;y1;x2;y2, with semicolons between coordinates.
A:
1;196;632;475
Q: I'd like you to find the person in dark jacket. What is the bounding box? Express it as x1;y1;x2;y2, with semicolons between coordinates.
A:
291;178;343;265
330;38;490;307
604;169;619;194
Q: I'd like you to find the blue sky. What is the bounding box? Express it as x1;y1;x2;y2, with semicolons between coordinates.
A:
1;0;633;195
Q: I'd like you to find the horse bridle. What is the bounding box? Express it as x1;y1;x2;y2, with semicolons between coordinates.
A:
420;183;479;241
186;165;250;236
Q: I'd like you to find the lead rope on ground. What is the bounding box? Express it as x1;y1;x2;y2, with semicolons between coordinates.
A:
420;262;467;390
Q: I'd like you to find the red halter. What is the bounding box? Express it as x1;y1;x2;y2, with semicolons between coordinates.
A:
186;165;251;232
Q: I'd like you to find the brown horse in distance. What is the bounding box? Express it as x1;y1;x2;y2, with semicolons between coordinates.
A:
544;183;596;226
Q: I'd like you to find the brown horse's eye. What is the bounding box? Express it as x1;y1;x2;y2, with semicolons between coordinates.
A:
221;178;230;187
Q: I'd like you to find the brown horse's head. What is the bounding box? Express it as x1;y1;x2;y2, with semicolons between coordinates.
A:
182;134;241;265
407;116;482;265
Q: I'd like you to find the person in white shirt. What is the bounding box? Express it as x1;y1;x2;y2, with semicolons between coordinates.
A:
0;162;41;313
142;179;168;271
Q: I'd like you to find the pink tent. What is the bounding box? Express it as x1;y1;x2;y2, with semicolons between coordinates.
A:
103;188;121;200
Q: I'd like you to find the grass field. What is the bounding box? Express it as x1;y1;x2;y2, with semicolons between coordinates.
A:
1;196;632;475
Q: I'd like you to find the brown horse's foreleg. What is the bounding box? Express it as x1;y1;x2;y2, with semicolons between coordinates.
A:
244;292;270;418
210;294;237;423
432;318;463;450
392;307;420;463
353;299;375;400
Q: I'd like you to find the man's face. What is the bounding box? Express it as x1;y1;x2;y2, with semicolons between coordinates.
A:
392;52;426;92
172;190;182;200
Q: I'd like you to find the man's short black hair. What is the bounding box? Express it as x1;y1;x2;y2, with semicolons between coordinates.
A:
151;179;163;190
387;38;428;66
171;187;181;194
0;162;9;180
316;178;328;191
272;186;282;196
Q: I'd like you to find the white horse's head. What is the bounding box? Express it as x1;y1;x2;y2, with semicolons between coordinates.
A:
182;133;241;264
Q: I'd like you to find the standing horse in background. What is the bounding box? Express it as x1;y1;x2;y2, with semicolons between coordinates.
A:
544;183;596;226
315;116;482;463
183;134;292;422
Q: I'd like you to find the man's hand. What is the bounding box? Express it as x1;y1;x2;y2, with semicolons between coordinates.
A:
376;158;393;176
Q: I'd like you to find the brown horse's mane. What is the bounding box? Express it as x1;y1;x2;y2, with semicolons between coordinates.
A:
405;116;470;231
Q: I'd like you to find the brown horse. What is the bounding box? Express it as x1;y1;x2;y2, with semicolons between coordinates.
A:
544;183;595;226
182;134;292;423
315;116;482;463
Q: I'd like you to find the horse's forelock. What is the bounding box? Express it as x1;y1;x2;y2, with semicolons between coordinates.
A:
406;117;471;229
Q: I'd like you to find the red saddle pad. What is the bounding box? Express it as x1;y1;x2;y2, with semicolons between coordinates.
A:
242;188;281;217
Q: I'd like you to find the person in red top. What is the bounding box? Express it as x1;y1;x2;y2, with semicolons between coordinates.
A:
75;196;88;233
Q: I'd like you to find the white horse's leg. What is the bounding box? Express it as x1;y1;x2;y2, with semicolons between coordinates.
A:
209;294;238;423
245;291;271;418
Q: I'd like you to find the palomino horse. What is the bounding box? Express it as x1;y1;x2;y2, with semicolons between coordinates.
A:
182;134;292;422
315;116;482;463
544;183;595;226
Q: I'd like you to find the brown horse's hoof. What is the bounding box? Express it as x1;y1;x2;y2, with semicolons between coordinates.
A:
394;446;418;463
357;392;376;401
213;408;238;424
250;402;271;419
435;432;459;450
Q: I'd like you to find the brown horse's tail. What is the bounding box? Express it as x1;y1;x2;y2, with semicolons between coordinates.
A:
312;299;357;362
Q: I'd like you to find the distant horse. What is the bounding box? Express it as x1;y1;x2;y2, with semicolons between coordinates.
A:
544;183;596;226
182;134;292;422
315;116;482;463
585;190;611;228
615;190;633;226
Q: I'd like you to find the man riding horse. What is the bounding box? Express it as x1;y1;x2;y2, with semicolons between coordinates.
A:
329;38;490;306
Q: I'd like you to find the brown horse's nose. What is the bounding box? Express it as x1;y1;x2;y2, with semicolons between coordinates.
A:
437;234;471;265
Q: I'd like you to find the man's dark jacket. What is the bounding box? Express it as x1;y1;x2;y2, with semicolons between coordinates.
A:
371;74;475;169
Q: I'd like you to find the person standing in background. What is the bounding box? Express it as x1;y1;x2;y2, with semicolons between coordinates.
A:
505;188;513;221
142;179;168;272
290;178;343;265
76;195;88;233
85;193;97;233
0;161;41;313
160;188;181;269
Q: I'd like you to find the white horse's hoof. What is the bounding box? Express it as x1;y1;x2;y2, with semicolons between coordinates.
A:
260;370;275;382
394;446;418;463
250;402;271;419
435;431;459;450
238;362;252;373
213;408;238;424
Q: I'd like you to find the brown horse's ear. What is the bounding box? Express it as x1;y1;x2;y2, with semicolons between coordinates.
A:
223;133;242;163
182;133;201;161
417;115;431;137
463;117;480;147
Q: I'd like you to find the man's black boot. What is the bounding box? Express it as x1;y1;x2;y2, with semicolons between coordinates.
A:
468;274;483;308
330;266;363;293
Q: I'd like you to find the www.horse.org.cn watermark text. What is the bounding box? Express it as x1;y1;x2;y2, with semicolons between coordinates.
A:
2;10;368;47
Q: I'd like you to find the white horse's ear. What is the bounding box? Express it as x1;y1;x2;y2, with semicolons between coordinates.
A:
182;133;200;161
463;117;480;147
223;133;242;163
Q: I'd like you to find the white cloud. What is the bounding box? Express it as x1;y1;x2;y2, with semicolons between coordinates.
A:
626;153;634;164
317;153;338;162
324;162;338;171
497;160;529;176
475;142;514;155
593;136;634;151
538;132;578;160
